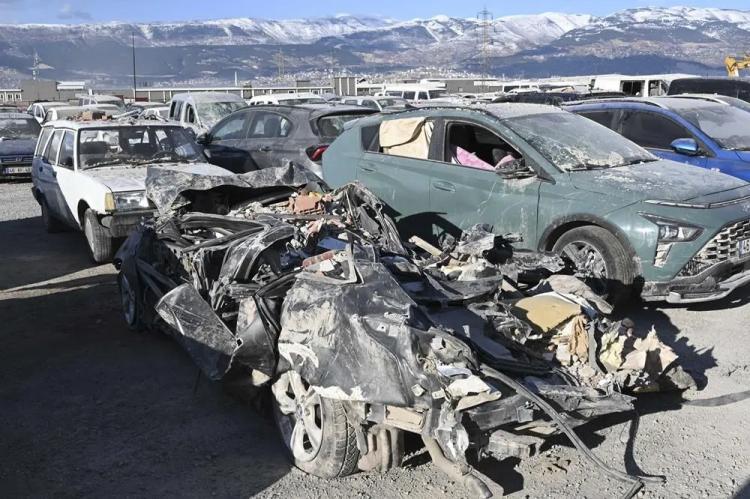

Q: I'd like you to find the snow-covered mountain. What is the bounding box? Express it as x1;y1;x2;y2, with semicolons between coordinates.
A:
0;7;747;86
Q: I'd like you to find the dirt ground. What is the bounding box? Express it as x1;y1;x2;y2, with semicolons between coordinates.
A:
1;181;749;499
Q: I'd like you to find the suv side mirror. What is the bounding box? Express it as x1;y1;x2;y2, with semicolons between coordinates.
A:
671;138;700;156
195;132;210;145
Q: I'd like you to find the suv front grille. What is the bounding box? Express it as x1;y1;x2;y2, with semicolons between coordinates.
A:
679;218;750;276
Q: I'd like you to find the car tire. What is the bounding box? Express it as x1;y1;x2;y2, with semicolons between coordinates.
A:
271;371;360;479
117;273;144;331
552;226;635;305
83;208;113;264
40;198;65;233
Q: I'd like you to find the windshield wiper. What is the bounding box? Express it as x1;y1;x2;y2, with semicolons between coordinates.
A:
568;163;611;171
611;157;659;168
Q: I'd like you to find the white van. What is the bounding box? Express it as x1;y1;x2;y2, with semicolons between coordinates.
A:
168;92;247;134
77;94;126;112
246;92;327;106
378;84;447;103
591;74;697;97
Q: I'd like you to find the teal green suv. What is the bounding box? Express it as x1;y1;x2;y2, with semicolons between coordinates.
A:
322;104;750;303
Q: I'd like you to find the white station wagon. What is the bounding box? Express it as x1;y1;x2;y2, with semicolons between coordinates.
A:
31;119;230;262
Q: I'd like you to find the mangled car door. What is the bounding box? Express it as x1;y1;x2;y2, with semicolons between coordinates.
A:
358;117;435;240
428;118;541;247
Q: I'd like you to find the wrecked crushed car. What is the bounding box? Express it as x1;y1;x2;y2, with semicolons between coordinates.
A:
114;164;693;497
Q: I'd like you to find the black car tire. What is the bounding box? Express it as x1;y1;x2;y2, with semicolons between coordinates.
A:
271;371;359;479
553;226;635;304
83;208;113;264
117;273;144;331
41;198;66;233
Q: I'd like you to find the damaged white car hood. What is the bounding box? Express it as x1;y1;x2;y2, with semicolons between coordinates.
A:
82;162;231;193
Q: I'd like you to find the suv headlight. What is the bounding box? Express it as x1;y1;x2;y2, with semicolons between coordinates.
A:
641;214;703;242
641;214;703;268
105;191;150;211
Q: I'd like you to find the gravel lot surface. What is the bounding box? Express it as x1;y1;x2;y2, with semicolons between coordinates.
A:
1;180;749;498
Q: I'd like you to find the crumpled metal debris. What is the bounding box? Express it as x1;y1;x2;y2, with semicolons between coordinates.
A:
115;168;678;497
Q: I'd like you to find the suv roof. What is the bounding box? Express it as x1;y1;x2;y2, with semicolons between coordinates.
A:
564;96;723;111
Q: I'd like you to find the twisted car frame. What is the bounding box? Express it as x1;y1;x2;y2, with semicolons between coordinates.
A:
114;165;674;497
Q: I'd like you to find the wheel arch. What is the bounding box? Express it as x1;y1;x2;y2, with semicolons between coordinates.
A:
539;214;643;274
76;200;90;228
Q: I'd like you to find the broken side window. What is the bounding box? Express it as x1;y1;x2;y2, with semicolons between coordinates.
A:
444;122;523;172
379;117;434;160
249;112;291;139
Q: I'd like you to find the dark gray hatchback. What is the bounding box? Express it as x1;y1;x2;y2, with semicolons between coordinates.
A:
198;104;377;176
0;112;41;180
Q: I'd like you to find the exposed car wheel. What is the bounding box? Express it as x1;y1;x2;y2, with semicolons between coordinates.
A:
271;371;359;478
553;226;635;304
40;199;65;233
117;273;143;331
83;208;114;264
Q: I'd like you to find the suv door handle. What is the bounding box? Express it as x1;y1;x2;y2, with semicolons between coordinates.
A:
432;180;455;192
359;164;376;173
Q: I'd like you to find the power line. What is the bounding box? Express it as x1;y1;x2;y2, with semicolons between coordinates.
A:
476;7;495;91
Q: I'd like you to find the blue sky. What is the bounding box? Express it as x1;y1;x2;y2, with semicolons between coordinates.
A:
1;0;748;24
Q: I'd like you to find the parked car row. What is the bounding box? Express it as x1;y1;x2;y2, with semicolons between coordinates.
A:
25;90;750;307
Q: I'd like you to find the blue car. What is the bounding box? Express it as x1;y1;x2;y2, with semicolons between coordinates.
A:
565;97;750;181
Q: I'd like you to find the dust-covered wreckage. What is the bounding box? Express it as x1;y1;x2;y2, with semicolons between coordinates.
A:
114;164;693;497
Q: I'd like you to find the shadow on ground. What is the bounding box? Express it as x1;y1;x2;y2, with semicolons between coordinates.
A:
0;273;292;497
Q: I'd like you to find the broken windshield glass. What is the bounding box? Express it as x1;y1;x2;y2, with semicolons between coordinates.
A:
0;117;41;140
199;101;247;127
78;126;203;169
504;112;656;172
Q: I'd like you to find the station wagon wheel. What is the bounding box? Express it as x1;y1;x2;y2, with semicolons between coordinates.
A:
40;198;65;233
271;371;359;478
83;208;113;263
553;226;635;305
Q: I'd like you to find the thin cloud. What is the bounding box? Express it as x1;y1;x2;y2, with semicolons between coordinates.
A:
57;3;92;21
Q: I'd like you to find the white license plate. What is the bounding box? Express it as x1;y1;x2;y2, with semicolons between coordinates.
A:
739;238;750;257
3;166;31;174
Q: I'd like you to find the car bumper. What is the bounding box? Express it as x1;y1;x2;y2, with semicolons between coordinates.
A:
101;209;155;238
0;164;32;179
642;257;750;303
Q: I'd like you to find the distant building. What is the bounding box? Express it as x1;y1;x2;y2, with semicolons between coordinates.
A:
0;79;88;106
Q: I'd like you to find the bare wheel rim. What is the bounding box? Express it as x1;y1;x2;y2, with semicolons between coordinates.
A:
271;371;324;463
84;216;95;252
561;240;609;295
119;275;137;326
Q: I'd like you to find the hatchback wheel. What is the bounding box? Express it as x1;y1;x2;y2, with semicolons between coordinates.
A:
271;371;359;478
117;273;143;331
553;226;635;304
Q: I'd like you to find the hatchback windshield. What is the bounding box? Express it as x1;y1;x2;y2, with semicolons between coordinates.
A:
199;101;247;127
316;113;369;139
504;112;656;171
0;117;41;140
78;126;203;169
674;105;750;151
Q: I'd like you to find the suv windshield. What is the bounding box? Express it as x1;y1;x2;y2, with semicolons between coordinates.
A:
0;117;41;140
674;105;750;151
199;101;247;127
504;112;656;171
78;125;203;169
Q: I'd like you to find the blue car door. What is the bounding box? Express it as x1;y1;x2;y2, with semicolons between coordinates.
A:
618;110;708;168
